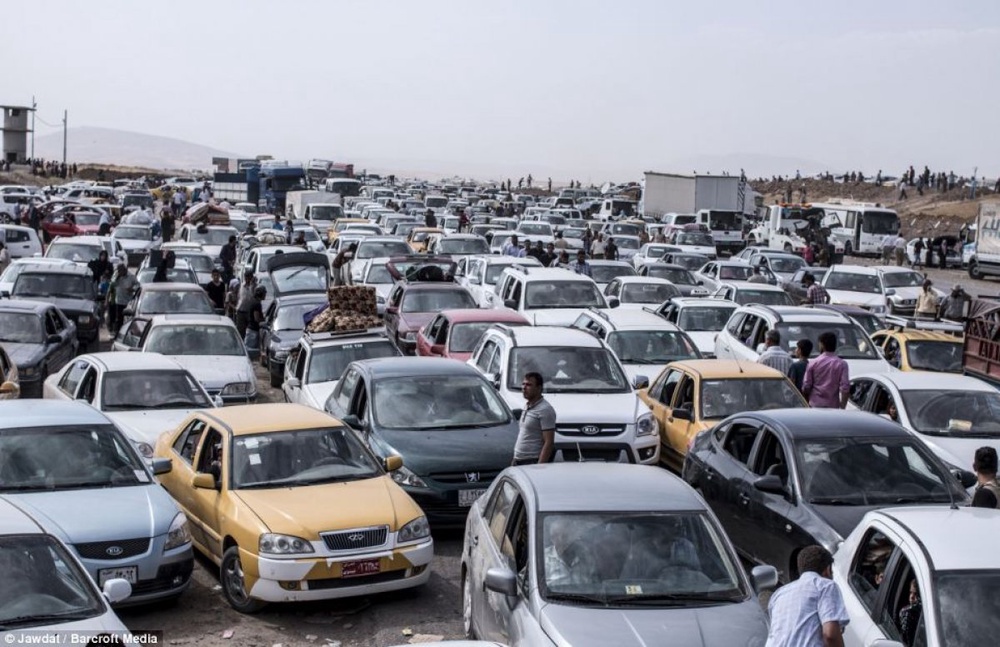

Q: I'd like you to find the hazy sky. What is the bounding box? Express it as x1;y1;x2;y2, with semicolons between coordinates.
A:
6;0;1000;180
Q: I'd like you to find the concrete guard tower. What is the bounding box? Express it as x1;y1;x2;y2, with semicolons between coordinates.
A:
1;105;34;163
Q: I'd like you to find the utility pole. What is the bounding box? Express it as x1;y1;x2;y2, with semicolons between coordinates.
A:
62;110;67;166
30;96;36;161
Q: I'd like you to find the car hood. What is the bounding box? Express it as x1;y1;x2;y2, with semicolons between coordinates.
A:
685;331;719;356
529;308;593;327
107;409;206;448
232;476;420;538
200;244;223;259
675;244;717;257
303;382;337;409
49;296;95;316
906;433;998;475
118;239;153;251
375;422;518;476
9;484;176;542
810;503;877;539
621;363;670;385
538;599;768;647
4;341;44;366
544;392;645;423
165;355;253;389
824;289;886;309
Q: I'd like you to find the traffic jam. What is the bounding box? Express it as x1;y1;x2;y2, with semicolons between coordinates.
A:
0;171;997;647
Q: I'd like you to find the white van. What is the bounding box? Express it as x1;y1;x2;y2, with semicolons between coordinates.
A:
0;224;43;258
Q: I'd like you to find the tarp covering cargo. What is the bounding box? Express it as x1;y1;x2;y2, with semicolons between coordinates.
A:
963;296;1000;386
306;286;383;333
976;202;1000;257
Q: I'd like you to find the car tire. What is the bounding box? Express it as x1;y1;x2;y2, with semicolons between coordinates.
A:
462;569;476;639
221;546;266;614
969;260;983;280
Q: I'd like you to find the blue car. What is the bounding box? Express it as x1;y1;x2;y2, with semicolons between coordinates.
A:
0;401;194;606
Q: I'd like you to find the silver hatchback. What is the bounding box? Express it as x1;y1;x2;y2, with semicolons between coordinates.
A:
461;463;776;646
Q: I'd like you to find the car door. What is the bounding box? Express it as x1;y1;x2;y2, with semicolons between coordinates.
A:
75;364;99;405
282;346;306;404
162;419;209;547
604;279;621;299
847;378;876;411
417;315;442;356
644;368;684;460
384;285;405;342
188;425;227;559
43;308;74;371
50;359;88;400
113;317;149;352
474;479;524;642
733;313;763;361
699;418;764;556
5;227;36;257
744;428;806;576
259;301;278;363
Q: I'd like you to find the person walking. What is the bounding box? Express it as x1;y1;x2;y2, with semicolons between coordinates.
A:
939;284;970;321
234;269;257;338
788;338;813;393
572;250;592;277
898;178;908;201
205;269;226;311
244;284;267;360
802;273;830;305
914;279;939;320
604;236;619;261
939;238;949;269
553;231;569;250
802;332;849;409
912;237;924;268
219;235;237;283
757;329;794;374
590;233;606;259
765;545;849;647
880;234;894;265
893;234;907;266
331;243;356;286
503;235;525;258
86;250;111;284
970;447;1000;509
424;208;437;229
512;372;557;465
109;264;138;334
748;266;770;283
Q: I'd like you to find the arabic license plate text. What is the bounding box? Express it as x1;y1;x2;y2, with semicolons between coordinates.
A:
459;489;487;507
341;559;381;578
99;566;137;586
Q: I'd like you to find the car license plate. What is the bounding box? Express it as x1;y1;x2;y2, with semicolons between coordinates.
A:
99;566;137;586
459;489;487;507
341;559;381;578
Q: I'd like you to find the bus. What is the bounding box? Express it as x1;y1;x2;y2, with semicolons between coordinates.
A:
817;201;900;256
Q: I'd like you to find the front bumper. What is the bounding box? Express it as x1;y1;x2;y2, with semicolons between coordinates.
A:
554;436;659;465
203;387;258;405
77;540;194;606
246;540;433;602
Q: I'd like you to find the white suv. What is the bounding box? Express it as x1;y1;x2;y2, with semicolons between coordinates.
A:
493;266;607;326
714;304;893;376
456;255;542;308
467;324;659;464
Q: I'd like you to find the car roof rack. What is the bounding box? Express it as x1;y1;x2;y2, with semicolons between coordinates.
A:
587;306;611;322
882;315;963;334
488;323;519;345
305;327;387;342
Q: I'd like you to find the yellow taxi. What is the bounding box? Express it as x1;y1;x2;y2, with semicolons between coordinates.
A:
406;227;444;253
870;327;963;373
638;360;807;471
326;218;370;245
153;403;432;613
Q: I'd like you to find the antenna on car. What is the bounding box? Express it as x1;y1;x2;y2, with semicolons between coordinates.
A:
576;442;584;463
735;358;744;374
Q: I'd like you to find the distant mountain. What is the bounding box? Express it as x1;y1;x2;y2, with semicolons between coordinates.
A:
33;127;241;171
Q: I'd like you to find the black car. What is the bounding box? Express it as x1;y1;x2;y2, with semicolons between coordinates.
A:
783;267;830;304
8;265;100;346
324;357;518;527
682;409;970;583
0;299;78;397
260;293;328;387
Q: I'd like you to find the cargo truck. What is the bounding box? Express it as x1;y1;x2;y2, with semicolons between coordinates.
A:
212;162;306;214
640;172;756;219
967;201;1000;280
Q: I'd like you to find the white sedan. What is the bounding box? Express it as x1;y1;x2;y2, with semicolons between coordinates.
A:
604;276;681;310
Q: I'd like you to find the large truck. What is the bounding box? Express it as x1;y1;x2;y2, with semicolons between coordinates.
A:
285;190;326;219
640;172;755;219
963;296;1000;387
212;162;307;214
745;204;813;253
967;201;1000;280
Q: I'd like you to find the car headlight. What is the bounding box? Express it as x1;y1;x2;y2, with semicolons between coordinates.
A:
259;533;315;555
222;382;251;395
164;513;192;551
397;516;430;544
78;315;92;324
19;365;38;377
391;465;428;488
636;412;657;436
869;305;887;314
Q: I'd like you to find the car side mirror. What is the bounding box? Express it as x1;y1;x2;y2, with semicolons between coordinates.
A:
102;578;132;604
0;290;9;299
884;288;896;296
123;308;134;317
632;374;649;390
192;472;218;490
868;641;906;647
150;457;172;475
384;455;403;472
468;275;481;285
954;468;977;489
503;298;518;310
696;280;704;285
608;296;620;309
341;414;362;429
753;474;787;495
484;567;518;597
285;377;301;389
430;343;445;356
672;408;692;421
750;565;778;592
46;334;61;345
484;373;500;389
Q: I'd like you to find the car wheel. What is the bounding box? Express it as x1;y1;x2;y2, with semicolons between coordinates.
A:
462;569;476;639
221;546;265;614
969;260;983;280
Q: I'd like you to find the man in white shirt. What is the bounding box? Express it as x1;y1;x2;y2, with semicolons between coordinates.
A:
766;546;849;647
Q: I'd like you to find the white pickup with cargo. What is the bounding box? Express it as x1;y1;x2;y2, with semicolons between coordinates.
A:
745;205;810;253
284;190;326;219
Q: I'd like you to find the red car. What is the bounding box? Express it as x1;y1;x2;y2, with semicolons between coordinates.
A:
41;208;102;241
415;308;529;362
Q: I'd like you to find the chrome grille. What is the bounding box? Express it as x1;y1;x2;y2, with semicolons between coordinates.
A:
556;424;627;437
321;526;388;552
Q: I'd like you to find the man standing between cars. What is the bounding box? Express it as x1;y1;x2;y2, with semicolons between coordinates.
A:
553;231;568;250
424;208;437;229
235;269;257;338
503;235;525;258
513;372;556;465
219;235;237;283
98;208;113;236
206;269;226;311
590;233;606;259
109;263;138;334
971;446;1000;509
161;207;175;243
881;233;895;265
748;266;770;283
572;250;592;277
172;188;186;217
802;332;849;409
757;329;794;374
787;338;813;393
939;284;971;321
915;279;939;320
765;545;849;647
893;233;907;266
802;272;830;305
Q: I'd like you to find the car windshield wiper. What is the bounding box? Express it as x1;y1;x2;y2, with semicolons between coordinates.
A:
147;401;200;409
545;591;608;605
605;592;742;605
0;337;33;343
808;497;861;505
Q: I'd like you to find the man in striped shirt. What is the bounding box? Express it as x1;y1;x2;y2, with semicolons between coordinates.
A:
802;272;830;305
757;329;794;375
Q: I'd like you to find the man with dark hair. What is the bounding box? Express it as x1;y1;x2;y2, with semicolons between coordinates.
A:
512;372;556;466
766;545;849;647
788;338;814;392
971;446;1000;509
802;272;830;305
219;235;237;283
802;332;849;409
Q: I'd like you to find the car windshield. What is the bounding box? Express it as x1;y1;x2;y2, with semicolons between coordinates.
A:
13;273;93;300
357;241;411;259
677;233;713;246
294;228;320;241
795;437;961;505
646;267;696;285
394;222;419;236
46;243;100;263
508;347;629;393
860;211;899;235
540;512;745;604
0;534;104;628
607;331;699;364
718;265;754;281
881;270;924;288
904;340;962;372
144;324;244;356
708;211;740;231
0;312;43;343
898;390;1000;436
518;223;552;236
232;427;381;489
936;571;999;646
525;281;605;309
769;256;805;273
102;370;211;410
271;265;327;294
373;375;510;430
307;340;398;384
776;322;877;359
825;272;881;293
449;322;507;353
425;197;448;208
274;301;326;331
609;224;640;237
563;228;585;240
614;237;640;249
68;212;101;227
848;313;884;336
438;239;490;255
677;307;735;332
670;255;708;270
486;263;524;285
188;228;236;246
0;425;147;491
737;289;794;306
138;290;213;315
401;289;476;313
309;205;341;220
621;283;681;304
700;378;804;419
364;264;392;284
137;267;197;285
175;253;214;272
114;226;150;240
